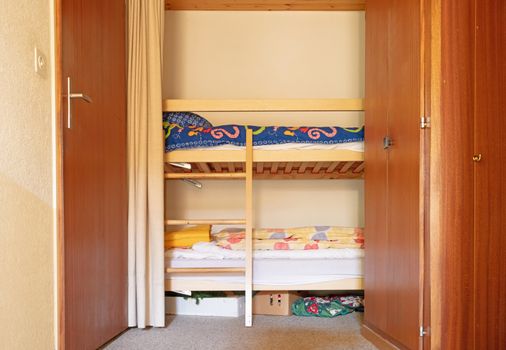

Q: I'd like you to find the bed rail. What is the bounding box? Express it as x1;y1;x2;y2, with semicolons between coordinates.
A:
162;98;364;112
165;0;366;11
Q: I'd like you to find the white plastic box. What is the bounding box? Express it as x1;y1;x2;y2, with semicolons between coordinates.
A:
165;296;245;317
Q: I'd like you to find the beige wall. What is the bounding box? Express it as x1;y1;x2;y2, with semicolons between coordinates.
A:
164;11;365;228
0;0;54;349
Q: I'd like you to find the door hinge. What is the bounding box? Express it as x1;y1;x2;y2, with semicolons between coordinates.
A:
420;116;431;129
419;326;429;337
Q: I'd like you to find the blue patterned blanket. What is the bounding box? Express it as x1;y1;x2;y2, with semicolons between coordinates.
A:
164;123;364;152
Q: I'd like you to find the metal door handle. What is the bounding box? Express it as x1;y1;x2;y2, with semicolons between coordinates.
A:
69;92;92;103
383;136;393;149
67;77;92;129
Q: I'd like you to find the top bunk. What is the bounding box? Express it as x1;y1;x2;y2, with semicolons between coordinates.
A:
163;98;364;180
165;0;366;11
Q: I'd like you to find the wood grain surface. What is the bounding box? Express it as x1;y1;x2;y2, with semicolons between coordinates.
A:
438;0;476;348
365;0;424;348
474;0;506;348
61;0;128;348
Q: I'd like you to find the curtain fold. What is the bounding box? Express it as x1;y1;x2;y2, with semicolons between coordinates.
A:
127;0;165;328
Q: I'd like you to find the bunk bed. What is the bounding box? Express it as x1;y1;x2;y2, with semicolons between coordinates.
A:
163;98;365;327
164;98;364;179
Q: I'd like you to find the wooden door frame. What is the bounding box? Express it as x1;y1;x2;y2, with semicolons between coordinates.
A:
422;1;435;349
49;1;454;349
428;0;442;348
53;0;65;348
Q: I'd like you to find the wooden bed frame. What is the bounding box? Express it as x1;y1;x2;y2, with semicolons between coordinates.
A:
165;278;364;291
165;0;366;11
164;99;365;180
163;98;364;326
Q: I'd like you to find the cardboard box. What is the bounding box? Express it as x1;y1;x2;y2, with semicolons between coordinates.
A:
165;295;245;317
253;291;300;316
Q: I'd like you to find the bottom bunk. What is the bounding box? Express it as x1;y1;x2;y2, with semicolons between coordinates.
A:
164;225;364;292
165;253;363;291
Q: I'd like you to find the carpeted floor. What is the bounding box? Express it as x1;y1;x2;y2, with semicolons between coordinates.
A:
104;313;377;350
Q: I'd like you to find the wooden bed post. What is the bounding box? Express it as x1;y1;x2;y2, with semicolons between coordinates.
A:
245;128;254;327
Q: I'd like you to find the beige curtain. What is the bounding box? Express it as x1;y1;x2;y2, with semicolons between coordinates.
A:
127;0;165;328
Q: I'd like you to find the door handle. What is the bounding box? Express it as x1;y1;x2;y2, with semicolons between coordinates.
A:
473;154;482;162
69;92;92;103
67;77;92;129
383;136;393;149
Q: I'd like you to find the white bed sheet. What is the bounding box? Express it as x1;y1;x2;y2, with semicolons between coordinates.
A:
180;141;364;153
165;243;364;286
165;257;363;286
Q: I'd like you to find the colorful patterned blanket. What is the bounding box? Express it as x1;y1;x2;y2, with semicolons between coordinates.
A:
292;296;363;318
214;226;364;241
164;123;364;152
213;226;364;251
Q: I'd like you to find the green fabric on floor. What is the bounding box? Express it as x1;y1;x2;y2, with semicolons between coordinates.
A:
292;296;353;318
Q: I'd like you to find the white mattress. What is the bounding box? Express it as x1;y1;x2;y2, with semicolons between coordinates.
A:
181;141;364;153
165;243;364;286
166;258;363;286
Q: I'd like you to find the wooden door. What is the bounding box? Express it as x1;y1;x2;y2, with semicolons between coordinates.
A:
474;0;506;348
60;0;128;348
437;0;476;347
364;0;425;348
363;0;390;339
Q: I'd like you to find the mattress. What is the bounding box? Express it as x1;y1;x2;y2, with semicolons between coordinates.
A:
165;257;363;286
164;124;364;152
165;243;364;286
180;141;364;152
166;242;364;260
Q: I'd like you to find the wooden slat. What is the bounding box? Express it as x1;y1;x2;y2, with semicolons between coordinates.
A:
197;162;211;173
284;162;294;174
326;161;339;173
166;267;245;274
353;162;365;173
338;161;354;173
162;98;364;112
165;163;364;179
312;162;325;173
165;172;246;179
166;149;364;163
212;163;222;172
256;162;264;174
244;129;254;327
227;162;235;173
270;162;279;174
165;0;366;11
165;219;246;225
298;162;309;173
